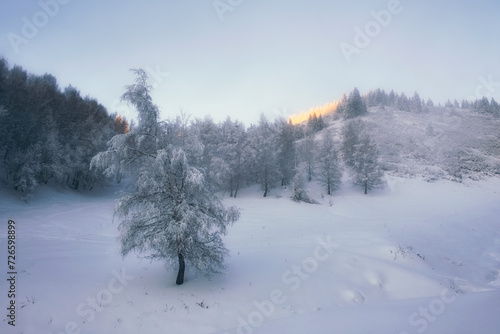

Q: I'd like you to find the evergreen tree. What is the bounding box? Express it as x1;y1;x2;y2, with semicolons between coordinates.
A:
187;115;219;181
276;118;296;187
292;162;315;204
307;112;318;133
344;87;367;119
316;114;326;132
298;134;316;182
410;92;423;113
212;117;248;197
396;93;410;111
350;134;384;194
387;90;396;107
341;119;366;169
476;97;490;113
317;129;342;195
490;98;500;115
249;114;279;197
336;93;348;116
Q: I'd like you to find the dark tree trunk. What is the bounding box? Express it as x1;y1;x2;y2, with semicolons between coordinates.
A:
176;252;185;285
263;182;268;197
327;182;331;195
229;177;233;197
234;178;240;198
364;181;368;195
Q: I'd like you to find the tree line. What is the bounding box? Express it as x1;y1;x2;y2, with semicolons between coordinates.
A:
361;87;500;115
0;59;384;199
0;57;128;198
90;83;382;200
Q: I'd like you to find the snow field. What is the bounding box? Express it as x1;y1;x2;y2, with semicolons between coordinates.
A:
1;175;500;333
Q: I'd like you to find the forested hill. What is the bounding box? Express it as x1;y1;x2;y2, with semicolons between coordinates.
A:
0;58;128;198
335;88;500;182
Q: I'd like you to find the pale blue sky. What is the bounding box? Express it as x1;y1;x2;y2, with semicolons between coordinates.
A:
1;0;499;124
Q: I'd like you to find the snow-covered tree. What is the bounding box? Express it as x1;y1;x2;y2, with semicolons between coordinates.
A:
410;92;423;113
307;113;326;133
191;116;220;181
396;93;410;111
297;134;316;182
276;118;296;187
341;119;366;169
366;88;388;107
292;162;315;203
344;87;367;119
211;117;248;197
249;114;279;197
92;69;239;284
117;147;239;285
317;129;342;195
0;59;116;196
91;70;162;184
350;134;384;194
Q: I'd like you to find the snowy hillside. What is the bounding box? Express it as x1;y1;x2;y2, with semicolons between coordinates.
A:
1;176;500;333
358;106;500;181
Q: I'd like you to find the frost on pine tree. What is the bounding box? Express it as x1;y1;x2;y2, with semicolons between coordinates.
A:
250;114;279;197
210;117;248;197
341;119;383;194
292;162;316;204
317;129;342;195
91;69;239;285
297;134;316;182
341;119;366;169
351;134;384;194
343;87;367;119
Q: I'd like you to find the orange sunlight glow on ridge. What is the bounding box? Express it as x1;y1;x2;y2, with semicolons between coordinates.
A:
288;100;340;125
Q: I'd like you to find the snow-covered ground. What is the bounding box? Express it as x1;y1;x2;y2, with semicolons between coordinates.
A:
1;176;500;334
